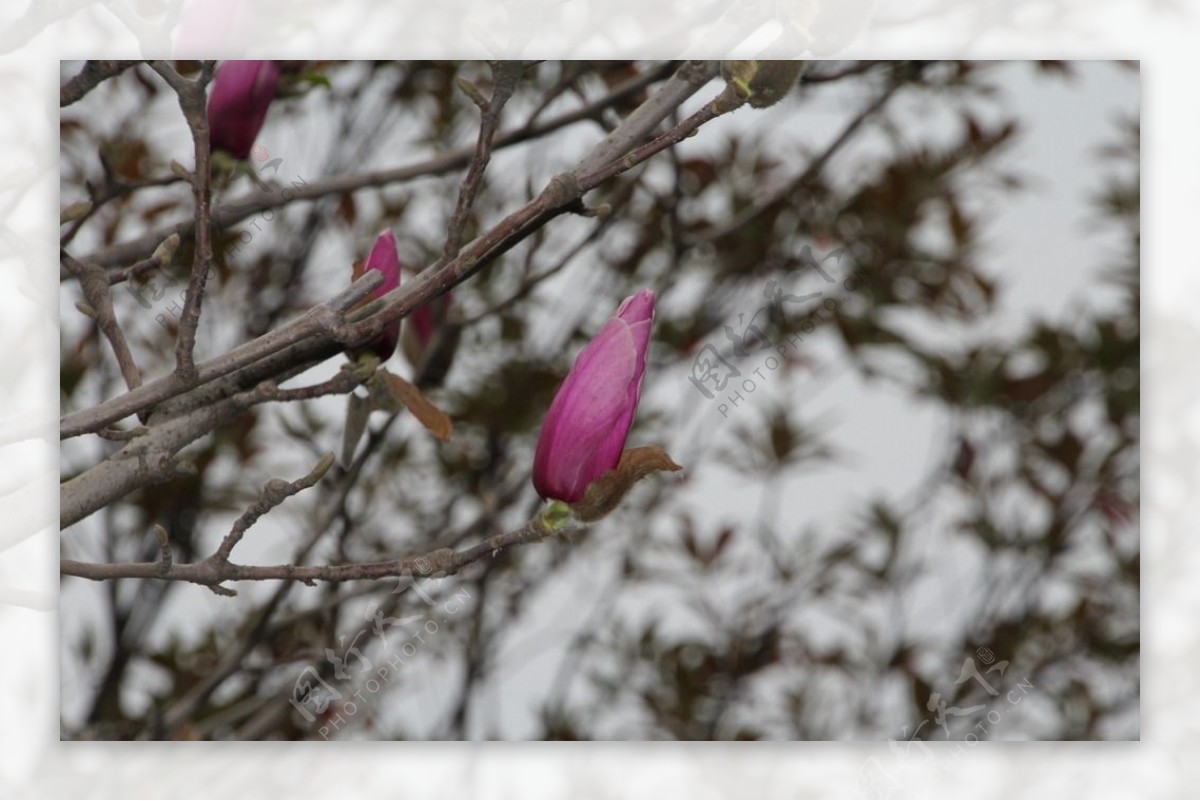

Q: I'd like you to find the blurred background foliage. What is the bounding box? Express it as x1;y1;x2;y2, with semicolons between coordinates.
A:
59;60;1138;741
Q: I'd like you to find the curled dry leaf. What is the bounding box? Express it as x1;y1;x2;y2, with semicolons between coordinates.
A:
572;445;683;521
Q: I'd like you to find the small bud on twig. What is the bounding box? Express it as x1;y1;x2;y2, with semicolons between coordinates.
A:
721;60;808;108
456;76;489;109
151;232;181;267
61;201;92;224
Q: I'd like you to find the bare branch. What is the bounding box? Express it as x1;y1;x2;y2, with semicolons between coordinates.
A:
574;60;719;177
62;251;143;391
264;365;370;404
213;454;335;565
62;509;580;589
61;174;185;248
59;271;382;440
60;60;140;106
78;62;676;271
149;60;216;383
441;61;525;263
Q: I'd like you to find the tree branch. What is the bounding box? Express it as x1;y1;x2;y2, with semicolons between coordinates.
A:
77;61;675;271
59;271;381;440
60;62;732;527
149;60;216;382
574;60;719;177
62;251;143;391
441;61;525;263
60;60;140;107
62;508;580;590
213;454;335;564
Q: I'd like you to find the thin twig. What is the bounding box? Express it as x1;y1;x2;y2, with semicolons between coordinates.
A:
78;62;678;271
441;62;525;264
60;60;140;106
61;173;186;248
96;426;149;441
213;454;335;564
62;512;580;589
149;60;217;383
62;251;143;391
59;271;382;440
574;60;719;177
265;367;369;403
107;233;182;286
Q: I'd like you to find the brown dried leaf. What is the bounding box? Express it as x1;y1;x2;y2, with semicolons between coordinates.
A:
573;446;683;521
383;369;453;441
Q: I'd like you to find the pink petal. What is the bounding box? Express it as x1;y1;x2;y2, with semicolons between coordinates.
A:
532;289;656;502
533;317;638;501
208;60;280;160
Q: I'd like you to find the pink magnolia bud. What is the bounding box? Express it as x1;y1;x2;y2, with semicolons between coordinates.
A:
207;60;281;160
358;229;402;360
402;290;460;389
533;289;656;503
410;292;451;351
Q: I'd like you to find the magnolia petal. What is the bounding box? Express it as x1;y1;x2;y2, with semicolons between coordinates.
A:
357;229;401;360
533;317;638;501
208;60;281;160
533;289;657;503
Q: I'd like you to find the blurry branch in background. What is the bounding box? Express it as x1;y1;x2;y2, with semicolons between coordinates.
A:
684;66;908;246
